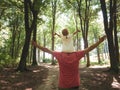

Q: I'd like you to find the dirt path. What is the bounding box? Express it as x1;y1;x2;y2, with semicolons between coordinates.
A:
0;63;120;90
37;64;59;90
37;64;120;90
79;66;120;90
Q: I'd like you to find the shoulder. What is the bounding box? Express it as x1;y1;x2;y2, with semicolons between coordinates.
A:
53;51;61;56
53;51;62;60
76;50;85;57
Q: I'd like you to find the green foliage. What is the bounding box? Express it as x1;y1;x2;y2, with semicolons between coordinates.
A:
43;58;57;63
90;60;109;66
33;0;41;12
43;58;52;63
0;53;18;68
80;59;109;66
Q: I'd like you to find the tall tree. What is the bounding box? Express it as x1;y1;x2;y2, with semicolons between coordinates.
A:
92;27;101;64
17;0;39;71
51;0;58;65
31;0;41;66
100;0;119;73
76;0;91;67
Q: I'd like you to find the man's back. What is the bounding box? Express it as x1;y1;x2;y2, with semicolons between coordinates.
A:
53;51;85;88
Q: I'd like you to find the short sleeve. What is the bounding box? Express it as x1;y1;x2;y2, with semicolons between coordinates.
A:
76;50;85;60
53;51;61;61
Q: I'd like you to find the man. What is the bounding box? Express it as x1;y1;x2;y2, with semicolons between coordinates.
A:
32;35;106;90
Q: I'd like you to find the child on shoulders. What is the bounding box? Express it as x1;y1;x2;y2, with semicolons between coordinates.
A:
54;28;80;53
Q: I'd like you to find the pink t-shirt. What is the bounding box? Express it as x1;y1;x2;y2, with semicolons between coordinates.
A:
53;51;85;88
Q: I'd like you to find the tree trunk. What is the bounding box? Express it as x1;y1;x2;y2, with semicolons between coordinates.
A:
100;0;119;73
11;25;16;59
15;29;21;59
17;32;32;71
74;10;79;51
43;33;46;63
97;47;101;64
17;0;32;71
51;0;57;65
37;49;40;64
77;0;90;67
84;38;90;67
17;0;40;71
93;30;101;63
32;12;38;66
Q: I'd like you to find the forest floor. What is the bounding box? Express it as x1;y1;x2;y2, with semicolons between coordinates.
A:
0;63;120;90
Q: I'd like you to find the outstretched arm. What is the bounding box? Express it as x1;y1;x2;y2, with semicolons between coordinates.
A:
83;35;106;54
32;41;53;54
73;29;80;35
54;33;61;38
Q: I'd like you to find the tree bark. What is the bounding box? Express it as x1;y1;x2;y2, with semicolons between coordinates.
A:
51;0;57;65
17;0;37;71
100;0;119;73
76;0;91;67
32;11;38;66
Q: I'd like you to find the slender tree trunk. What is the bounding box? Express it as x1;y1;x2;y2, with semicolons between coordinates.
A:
73;9;79;51
96;47;101;64
51;0;57;65
32;11;38;66
37;49;40;64
43;33;46;63
11;25;16;59
113;0;119;64
17;32;32;71
15;30;21;59
93;30;101;63
77;0;91;67
84;38;90;67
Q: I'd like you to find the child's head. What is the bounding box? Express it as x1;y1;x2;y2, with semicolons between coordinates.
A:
62;29;69;36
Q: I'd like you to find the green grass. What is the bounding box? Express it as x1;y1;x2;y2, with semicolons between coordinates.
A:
80;59;110;66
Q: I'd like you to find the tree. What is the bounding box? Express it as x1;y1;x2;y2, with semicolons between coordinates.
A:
100;0;119;73
92;27;101;64
0;0;25;67
17;0;39;71
76;0;91;67
51;0;58;65
60;0;101;67
31;0;42;66
31;0;50;65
